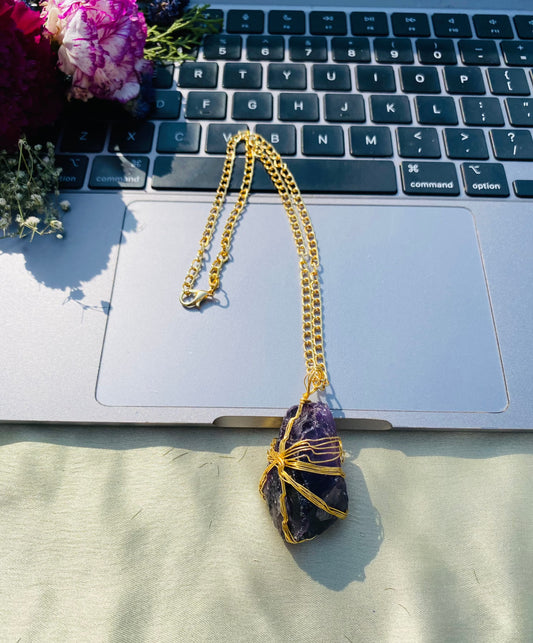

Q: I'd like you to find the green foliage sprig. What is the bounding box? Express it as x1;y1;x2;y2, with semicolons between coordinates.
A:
0;139;69;241
143;4;222;62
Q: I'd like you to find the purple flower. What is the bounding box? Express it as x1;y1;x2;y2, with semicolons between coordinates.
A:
41;0;152;103
143;0;189;27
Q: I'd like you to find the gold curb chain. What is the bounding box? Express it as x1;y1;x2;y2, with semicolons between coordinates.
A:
179;131;329;397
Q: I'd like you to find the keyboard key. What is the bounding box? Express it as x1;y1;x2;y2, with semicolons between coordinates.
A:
232;92;273;120
487;68;530;95
89;156;148;189
356;66;396;92
178;62;218;88
222;63;262;89
473;14;513;39
401;161;459;195
514;15;533;40
279;93;319;121
309;11;347;35
461;162;509;196
400;66;441;93
55;155;88;189
506;98;533;126
203;35;242;60
206;124;248;154
415;96;458;125
61;122;107;152
443;67;485;94
157;123;201;153
396;127;441;158
108;121;154;153
370;95;412;123
246;36;284;60
374;38;414;63
391;13;430;37
268;10;305;35
513;180;533;197
490;129;533;159
152;157;398;194
289;36;328;61
198;8;223;33
302;125;344;155
324;94;365;122
312;64;351;91
267;63;306;90
432;13;472;38
460;97;504;126
416;39;457;65
350;12;388;36
443;128;489;159
331;37;371;62
254;124;296;155
226;10;264;34
186;91;227;119
459;40;500;65
152;90;181;119
501;41;533;66
152;63;174;89
349;126;393;156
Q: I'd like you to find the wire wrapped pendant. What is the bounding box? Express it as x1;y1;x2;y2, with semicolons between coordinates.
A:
180;132;349;544
259;401;348;544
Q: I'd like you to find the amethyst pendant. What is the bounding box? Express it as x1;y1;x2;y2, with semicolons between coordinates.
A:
260;401;348;543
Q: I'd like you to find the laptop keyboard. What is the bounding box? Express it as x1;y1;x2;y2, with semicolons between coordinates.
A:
56;8;533;199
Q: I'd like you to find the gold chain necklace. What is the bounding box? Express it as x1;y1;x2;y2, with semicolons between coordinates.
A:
180;132;348;543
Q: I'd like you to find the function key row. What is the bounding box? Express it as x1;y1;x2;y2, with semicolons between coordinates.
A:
200;34;533;66
177;62;533;96
214;10;533;39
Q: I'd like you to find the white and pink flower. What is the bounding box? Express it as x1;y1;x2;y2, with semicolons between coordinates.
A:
41;0;151;103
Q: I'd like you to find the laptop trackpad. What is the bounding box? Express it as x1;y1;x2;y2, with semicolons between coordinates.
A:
97;201;507;413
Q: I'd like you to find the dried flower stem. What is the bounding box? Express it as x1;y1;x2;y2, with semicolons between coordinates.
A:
143;4;222;62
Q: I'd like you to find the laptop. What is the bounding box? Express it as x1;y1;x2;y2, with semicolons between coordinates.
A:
2;0;533;430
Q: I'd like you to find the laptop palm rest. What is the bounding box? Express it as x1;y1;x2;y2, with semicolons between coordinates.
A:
97;201;507;416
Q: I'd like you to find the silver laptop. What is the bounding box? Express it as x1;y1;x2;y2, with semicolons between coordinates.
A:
2;0;533;430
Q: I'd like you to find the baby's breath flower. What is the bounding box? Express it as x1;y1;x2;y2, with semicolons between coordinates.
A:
0;137;69;241
25;216;41;227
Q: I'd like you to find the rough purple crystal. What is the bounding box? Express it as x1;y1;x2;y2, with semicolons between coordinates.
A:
262;401;348;543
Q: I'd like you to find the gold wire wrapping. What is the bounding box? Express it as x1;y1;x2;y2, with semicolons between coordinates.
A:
259;394;347;544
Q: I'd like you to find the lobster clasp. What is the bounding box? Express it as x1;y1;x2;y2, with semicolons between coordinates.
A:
179;289;211;309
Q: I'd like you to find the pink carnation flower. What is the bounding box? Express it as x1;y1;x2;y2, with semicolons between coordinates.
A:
41;0;151;103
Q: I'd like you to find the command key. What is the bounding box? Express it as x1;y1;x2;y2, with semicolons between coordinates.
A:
401;161;459;195
89;156;149;189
